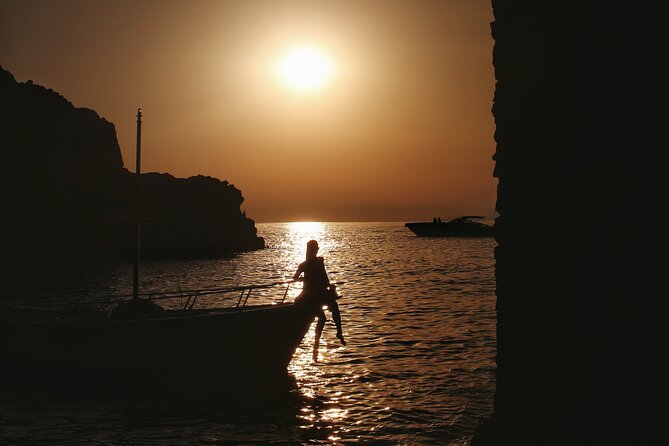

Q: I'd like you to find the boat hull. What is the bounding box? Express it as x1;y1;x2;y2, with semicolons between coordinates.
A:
404;221;494;237
0;302;317;379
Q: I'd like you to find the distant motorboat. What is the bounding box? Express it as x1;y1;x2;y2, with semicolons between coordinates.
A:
405;216;494;237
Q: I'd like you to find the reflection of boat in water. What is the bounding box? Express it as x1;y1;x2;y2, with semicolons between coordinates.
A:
0;282;321;378
405;216;494;237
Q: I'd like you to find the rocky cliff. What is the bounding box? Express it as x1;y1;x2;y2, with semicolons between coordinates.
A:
473;2;667;445
0;66;264;266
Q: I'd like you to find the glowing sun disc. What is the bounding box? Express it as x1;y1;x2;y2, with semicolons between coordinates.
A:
278;47;332;91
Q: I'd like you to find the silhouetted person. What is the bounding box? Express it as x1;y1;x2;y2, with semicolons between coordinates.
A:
293;240;345;361
433;217;438;223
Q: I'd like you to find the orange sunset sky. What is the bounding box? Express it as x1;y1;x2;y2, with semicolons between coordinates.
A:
1;0;495;222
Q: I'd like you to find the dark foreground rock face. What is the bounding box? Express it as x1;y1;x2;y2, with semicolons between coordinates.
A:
0;66;264;266
473;2;667;445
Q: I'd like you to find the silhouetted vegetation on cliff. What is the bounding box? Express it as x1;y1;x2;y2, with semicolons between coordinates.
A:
0;66;264;266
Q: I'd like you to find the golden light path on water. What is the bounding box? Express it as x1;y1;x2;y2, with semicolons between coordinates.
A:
284;221;327;264
281;222;352;432
284;221;345;371
271;222;495;443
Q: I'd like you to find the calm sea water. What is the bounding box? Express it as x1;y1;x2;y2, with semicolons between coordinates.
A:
0;222;496;445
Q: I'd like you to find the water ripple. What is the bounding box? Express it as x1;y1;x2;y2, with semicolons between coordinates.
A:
0;222;496;445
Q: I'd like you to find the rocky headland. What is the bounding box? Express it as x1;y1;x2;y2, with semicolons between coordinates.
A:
0;66;264;267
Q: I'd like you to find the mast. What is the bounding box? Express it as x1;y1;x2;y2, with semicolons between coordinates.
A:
132;108;142;301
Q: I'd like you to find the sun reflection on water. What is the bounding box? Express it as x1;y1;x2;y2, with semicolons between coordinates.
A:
274;221;344;303
285;221;326;264
288;221;324;234
322;407;348;421
255;223;495;443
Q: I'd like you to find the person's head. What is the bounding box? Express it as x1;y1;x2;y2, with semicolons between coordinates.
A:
306;240;319;259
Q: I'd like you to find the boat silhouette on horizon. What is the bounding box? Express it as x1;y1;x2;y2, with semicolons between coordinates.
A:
405;216;494;237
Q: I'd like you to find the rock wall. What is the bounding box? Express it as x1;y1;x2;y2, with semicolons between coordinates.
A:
474;2;667;444
0;66;264;268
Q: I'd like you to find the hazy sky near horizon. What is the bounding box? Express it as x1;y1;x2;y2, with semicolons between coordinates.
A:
1;0;495;222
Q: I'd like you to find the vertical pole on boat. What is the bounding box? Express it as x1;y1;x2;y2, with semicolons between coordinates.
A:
132;108;142;301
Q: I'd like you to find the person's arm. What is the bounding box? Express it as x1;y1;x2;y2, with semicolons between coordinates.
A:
293;262;304;281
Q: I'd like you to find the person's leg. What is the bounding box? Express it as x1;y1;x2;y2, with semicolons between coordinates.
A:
313;310;327;361
328;300;346;346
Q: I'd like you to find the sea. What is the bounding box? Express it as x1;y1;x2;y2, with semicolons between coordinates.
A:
0;222;497;445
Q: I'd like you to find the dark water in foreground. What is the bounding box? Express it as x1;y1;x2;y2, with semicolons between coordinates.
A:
0;222;496;445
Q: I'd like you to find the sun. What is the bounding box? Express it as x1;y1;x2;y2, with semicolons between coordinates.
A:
277;46;333;92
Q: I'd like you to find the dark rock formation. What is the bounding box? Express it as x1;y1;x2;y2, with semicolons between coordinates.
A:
0;66;264;268
113;172;265;259
474;2;667;445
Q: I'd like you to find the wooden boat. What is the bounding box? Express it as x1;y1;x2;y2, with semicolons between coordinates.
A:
0;282;323;379
405;216;494;237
